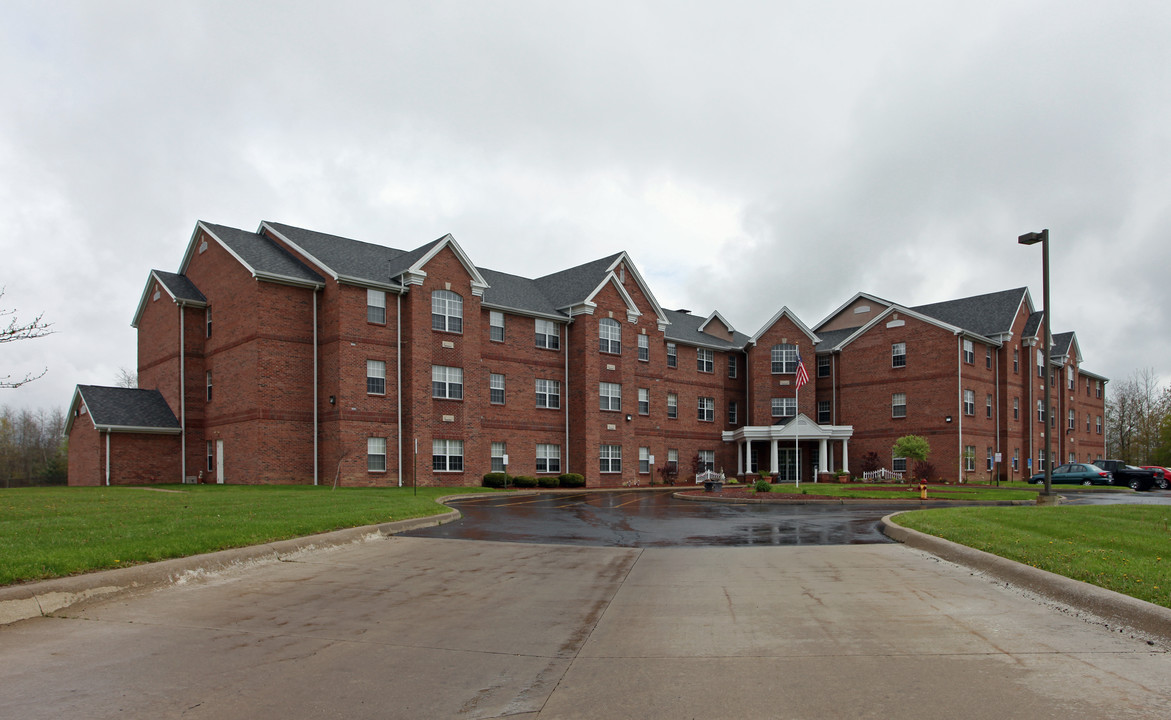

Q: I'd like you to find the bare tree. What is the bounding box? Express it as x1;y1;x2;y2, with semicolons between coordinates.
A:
115;367;138;388
1;288;54;389
1106;368;1171;465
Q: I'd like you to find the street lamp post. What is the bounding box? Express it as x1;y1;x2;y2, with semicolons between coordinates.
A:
1018;229;1051;497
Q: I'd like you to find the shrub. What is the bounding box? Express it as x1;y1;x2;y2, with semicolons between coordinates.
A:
860;451;882;474
511;476;538;488
537;476;559;488
482;473;509;488
913;462;936;482
754;479;772;493
559;473;586;488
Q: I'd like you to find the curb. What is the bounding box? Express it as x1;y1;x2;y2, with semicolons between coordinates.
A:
675;491;1035;506
0;495;475;626
881;512;1171;648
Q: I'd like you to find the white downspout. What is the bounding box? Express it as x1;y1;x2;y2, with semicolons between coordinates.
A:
564;319;570;473
397;288;403;487
105;431;111;486
179;305;186;484
957;335;963;482
313;291;319;486
995;346;1000;480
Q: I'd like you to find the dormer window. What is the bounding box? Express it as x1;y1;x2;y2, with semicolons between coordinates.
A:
432;290;463;333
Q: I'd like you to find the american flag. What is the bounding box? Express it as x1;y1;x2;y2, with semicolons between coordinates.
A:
794;350;809;389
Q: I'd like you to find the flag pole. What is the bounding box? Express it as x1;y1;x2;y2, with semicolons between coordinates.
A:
795;343;800;488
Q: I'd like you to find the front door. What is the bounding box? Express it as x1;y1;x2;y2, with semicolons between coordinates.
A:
778;448;797;482
216;440;224;484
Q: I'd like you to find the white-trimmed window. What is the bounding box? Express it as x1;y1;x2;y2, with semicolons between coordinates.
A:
1068;369;1075;390
489;310;504;342
599;318;621;354
536;379;560;409
771;344;796;374
728;400;738;425
432;439;464;472
817;355;830;378
639;447;651;474
206;370;213;401
1013;449;1019;471
638;334;649;362
206;440;213;472
1068;452;1076;464
535;319;560;349
963;339;974;364
697;348;713;373
1068;409;1075;430
667;448;679;471
893;456;907;473
537;443;561;473
667;393;678;419
1013;348;1019;374
985;346;992;369
432;290;463;333
698;450;715;472
1037;349;1044;377
638;388;650;415
368;289;386;324
963;389;975;416
1086;413;1091;432
1096;415;1102;434
986;394;992;418
1013;397;1019;420
1095;381;1102;398
698;396;714;422
489;373;505;405
367;437;387;472
666;343;677;368
432;365;463;399
818;400;830;424
206;306;212;337
771;397;796;418
600;444;622;473
600;382;622;411
367;360;385;395
728;354;737;378
491;442;506;473
964;445;976;471
892;342;906;368
892;392;906;418
1037;449;1046;472
987;447;994;471
1037;400;1045;422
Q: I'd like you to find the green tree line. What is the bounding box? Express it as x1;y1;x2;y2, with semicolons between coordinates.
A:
1105;367;1171;467
0;405;67;487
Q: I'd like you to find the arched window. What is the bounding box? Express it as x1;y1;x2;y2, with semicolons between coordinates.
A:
771;344;796;374
599;318;621;354
432;290;463;333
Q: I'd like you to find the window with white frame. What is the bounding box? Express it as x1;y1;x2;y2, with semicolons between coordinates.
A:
489;373;505;405
1013;397;1019;420
817;355;830;377
600;444;621;473
987;447;994;471
986;394;992;418
639;447;650;474
698;396;714;422
638;334;649;361
1050;405;1055;428
1038;449;1046;471
771;344;797;374
599;318;621;354
667;393;678;419
1037;349;1044;377
1095;381;1101;398
206;306;212;337
600;382;622;411
432;365;463;399
1068;409;1075;430
771;397;796;418
1068;452;1076;464
1086;413;1091;432
698;450;715;472
1013;448;1019;471
728;354;737;378
206;370;213;401
491;441;506;473
963;339;974;364
367;289;386;324
697;348;713;373
432;439;464;472
964;445;976;471
537;443;561;473
535;319;560;349
536;379;560;409
366;360;385;395
818;400;830;424
638;388;649;415
893;456;907;473
1037;400;1045;422
1096;415;1102;434
1013;347;1019;374
963;389;974;416
728;400;738;425
892;392;906;418
489;310;504;342
206;440;213;472
892;342;906;368
1067;369;1075;390
667;448;678;471
666;343;677;368
985;346;992;369
367;437;387;472
432;290;463;333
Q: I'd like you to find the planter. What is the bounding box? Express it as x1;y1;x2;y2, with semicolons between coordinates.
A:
703;480;723;493
837;475;850;483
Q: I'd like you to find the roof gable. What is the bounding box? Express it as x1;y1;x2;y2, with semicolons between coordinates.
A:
814;292;894;332
180;221;324;289
66;385;181;435
131;270;207;328
261;221;407;291
395;234;489;297
663;309;750;349
750;307;819;347
911;287;1029;339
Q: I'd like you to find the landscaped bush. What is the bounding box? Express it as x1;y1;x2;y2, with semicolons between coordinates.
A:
538;476;559;488
482;473;509;488
754;479;772;493
559;473;585;488
860;451;882;474
511;476;538;488
913;462;937;482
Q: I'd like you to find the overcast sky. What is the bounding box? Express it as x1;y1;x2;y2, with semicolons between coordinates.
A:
2;1;1169;412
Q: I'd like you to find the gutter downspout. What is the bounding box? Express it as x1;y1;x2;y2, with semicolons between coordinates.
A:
105;431;111;486
995;346;1000;481
1028;342;1034;478
397;287;403;487
957;335;963;482
313;291;319;486
564;319;570;474
179;305;186;484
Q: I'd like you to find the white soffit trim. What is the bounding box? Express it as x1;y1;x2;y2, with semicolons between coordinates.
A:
584;272;643;322
812;291;894;331
698;310;735;335
409;234;491;297
604;252;670;328
749;306;820;346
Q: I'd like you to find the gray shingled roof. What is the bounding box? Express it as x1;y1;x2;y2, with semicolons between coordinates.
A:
201;222;324;286
1023;311;1043;339
385;236;447;280
1051;331;1074;357
911;287;1027;338
815;326;860;351
663;309;750;349
480;268;566;317
152;270;206;304
264;221;407;287
533;253;624;310
76;385;180;431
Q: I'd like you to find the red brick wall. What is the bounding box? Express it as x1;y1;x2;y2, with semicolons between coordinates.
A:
66;415;102;486
67;422;180;486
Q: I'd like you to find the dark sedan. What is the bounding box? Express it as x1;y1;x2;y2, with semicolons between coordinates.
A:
1029;463;1113;486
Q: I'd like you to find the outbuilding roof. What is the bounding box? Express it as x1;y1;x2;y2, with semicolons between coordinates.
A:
66;385;181;435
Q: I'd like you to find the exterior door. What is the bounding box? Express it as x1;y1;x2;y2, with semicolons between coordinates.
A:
778;448;797;482
216;440;224;484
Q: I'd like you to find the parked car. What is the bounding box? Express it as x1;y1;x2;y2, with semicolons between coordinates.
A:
1028;463;1113;486
1140;466;1171;490
1093;460;1160;491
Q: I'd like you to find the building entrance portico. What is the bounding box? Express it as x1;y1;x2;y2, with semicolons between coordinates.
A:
723;414;854;482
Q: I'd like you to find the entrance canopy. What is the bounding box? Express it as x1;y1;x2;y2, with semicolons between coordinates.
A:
721;413;853;444
722;413;855;477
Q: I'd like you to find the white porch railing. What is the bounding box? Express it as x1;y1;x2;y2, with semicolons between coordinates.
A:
695;470;724;484
862;468;903;482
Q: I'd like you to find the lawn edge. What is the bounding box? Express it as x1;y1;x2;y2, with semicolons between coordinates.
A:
881;511;1171;649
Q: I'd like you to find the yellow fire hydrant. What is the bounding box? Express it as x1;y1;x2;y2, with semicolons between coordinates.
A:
919;481;928;500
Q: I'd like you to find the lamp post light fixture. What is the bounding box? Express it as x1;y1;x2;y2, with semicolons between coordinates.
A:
1019;229;1052;497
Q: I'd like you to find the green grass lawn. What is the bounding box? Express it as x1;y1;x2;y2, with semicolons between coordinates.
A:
0;485;496;586
895;505;1171;609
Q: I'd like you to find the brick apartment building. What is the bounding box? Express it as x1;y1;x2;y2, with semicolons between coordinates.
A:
65;220;1108;487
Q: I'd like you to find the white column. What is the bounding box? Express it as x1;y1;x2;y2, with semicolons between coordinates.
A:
842;438;850;473
737;441;744;475
818;439;827;476
770;439;779;474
